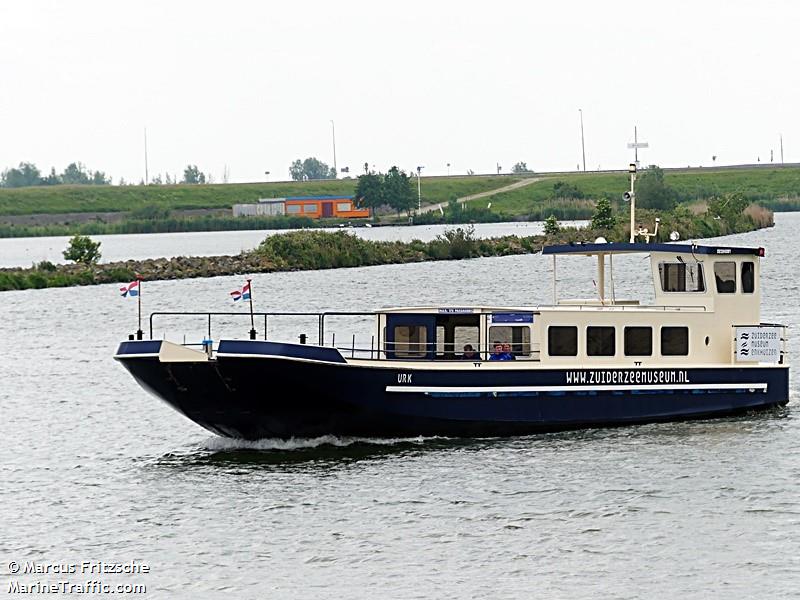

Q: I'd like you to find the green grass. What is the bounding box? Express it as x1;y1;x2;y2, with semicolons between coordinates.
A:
471;167;800;216
0;176;518;216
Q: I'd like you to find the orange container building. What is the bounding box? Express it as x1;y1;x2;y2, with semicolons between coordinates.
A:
283;196;370;219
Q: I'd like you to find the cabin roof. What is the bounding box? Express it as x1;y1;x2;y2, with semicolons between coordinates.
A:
542;242;764;257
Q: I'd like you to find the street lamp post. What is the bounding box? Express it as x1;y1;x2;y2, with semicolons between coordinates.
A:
579;109;586;172
447;162;451;176
416;166;424;212
330;120;337;178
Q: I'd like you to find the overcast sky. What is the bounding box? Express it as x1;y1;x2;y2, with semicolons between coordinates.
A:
1;1;797;183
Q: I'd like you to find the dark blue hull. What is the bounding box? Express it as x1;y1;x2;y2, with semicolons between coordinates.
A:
116;340;790;440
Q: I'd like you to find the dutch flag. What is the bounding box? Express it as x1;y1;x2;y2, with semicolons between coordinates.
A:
230;281;251;302
120;280;140;297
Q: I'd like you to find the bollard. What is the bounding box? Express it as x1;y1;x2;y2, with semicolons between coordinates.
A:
299;333;307;345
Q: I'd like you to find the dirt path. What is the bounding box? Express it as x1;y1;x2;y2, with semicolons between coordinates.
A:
418;177;545;214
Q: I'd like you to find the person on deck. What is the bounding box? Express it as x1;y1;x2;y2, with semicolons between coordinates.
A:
461;344;481;360
489;342;506;361
502;342;516;360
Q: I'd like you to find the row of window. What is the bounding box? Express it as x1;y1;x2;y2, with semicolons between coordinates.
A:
390;324;691;359
658;261;755;294
286;202;353;214
548;325;689;357
392;324;533;358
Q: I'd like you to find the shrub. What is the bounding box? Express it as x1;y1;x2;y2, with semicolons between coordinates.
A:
543;215;560;235
63;235;101;265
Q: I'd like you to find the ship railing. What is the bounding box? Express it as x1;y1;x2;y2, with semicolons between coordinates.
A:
149;310;379;347
548;303;708;312
147;311;541;362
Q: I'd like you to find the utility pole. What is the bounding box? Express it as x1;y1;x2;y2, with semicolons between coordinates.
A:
627;163;637;243
780;134;784;163
416;166;424;212
143;127;149;184
330;120;337;178
579;109;586;172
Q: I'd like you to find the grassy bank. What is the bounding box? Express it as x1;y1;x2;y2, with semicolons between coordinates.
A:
471;167;800;217
0;176;517;217
0;203;772;292
0;215;320;238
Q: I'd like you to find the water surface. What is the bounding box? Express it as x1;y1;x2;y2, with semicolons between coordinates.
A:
0;214;797;598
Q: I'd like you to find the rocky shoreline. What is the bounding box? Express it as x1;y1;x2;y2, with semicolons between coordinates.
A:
0;207;775;292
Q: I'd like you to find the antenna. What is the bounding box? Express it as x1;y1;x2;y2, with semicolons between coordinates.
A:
627;126;649;168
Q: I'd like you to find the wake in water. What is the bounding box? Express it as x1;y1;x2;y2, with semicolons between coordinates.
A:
201;434;448;452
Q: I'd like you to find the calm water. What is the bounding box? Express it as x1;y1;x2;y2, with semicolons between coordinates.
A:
0;220;588;268
1;214;797;598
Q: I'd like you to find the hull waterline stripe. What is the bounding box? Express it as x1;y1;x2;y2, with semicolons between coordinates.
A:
385;383;768;394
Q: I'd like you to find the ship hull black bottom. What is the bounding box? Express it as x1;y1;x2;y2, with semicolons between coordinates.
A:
116;342;789;440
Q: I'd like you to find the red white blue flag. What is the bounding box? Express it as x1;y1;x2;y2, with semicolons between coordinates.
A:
120;280;140;297
230;281;251;302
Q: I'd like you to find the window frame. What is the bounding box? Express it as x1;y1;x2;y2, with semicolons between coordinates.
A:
392;325;428;358
713;261;737;294
660;326;689;356
624;326;653;356
586;326;616;357
658;261;706;293
548;326;578;357
488;325;531;357
741;261;755;294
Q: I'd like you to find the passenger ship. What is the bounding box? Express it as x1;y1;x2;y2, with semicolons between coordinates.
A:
115;173;789;439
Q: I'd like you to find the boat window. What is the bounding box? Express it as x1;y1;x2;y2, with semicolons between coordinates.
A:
489;326;531;357
658;262;705;292
303;203;317;213
714;262;736;293
661;326;689;356
741;261;755;293
436;325;447;355
455;325;481;356
393;325;428;358
336;202;351;212
587;326;615;356
286;204;302;214
624;326;652;356
548;326;577;357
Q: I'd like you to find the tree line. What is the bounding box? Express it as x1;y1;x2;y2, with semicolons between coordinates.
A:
1;162;111;187
0;162;214;188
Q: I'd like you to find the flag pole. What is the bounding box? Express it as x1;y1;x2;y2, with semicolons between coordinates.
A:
247;278;256;340
136;275;143;340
